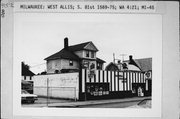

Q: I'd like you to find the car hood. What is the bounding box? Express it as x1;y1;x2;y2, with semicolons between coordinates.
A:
21;94;38;97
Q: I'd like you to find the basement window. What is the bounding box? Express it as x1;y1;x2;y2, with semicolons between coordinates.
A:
69;60;73;66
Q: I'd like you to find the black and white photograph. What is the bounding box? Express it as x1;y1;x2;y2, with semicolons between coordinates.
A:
19;14;155;108
1;1;179;119
13;1;162;117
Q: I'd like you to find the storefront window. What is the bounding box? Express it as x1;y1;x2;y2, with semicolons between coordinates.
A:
86;83;109;96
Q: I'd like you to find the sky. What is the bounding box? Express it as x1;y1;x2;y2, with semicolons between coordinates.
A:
14;13;162;74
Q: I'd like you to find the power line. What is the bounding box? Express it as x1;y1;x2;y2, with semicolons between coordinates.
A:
30;63;46;68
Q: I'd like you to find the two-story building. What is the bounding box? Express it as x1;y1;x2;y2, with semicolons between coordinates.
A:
44;38;105;74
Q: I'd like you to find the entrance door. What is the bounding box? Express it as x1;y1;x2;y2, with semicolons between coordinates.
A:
132;83;145;97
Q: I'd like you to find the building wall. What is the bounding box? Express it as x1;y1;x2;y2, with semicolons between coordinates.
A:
32;73;79;100
81;69;147;94
74;50;96;59
60;59;79;69
47;59;61;73
47;59;79;73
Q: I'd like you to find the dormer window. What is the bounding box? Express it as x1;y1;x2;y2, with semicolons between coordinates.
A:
86;51;89;57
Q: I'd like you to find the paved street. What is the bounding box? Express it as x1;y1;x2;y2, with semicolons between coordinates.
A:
22;97;74;107
22;96;150;108
77;101;138;108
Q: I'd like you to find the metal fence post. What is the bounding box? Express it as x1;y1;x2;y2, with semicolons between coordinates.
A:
46;78;49;107
74;87;77;101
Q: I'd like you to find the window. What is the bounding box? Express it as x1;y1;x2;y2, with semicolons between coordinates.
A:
86;51;89;57
69;60;73;66
91;52;95;58
30;76;32;80
24;76;26;80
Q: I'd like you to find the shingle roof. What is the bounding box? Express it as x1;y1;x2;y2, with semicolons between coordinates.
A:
68;41;92;51
134;58;152;72
105;62;119;70
44;48;80;61
22;66;35;76
96;57;106;63
45;40;100;61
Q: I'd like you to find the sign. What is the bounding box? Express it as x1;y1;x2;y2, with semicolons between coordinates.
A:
145;71;152;79
82;61;89;68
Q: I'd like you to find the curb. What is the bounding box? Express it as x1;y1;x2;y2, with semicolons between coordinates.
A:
48;96;151;107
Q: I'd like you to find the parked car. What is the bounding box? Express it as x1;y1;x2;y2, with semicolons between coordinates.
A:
21;90;38;103
126;98;151;108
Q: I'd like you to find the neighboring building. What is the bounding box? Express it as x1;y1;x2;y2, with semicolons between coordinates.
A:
106;55;152;72
21;62;35;81
44;38;105;74
105;62;119;71
21;62;35;94
106;55;152;97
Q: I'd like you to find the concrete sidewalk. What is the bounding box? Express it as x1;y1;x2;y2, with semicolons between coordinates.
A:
48;96;151;108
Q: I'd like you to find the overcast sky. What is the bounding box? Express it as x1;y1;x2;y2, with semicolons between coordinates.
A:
14;13;161;74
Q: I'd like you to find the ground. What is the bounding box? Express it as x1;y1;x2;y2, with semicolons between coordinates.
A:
22;97;149;108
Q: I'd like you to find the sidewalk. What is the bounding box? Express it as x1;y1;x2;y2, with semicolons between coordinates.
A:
48;96;151;108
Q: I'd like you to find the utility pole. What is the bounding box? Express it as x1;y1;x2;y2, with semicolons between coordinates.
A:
113;53;115;63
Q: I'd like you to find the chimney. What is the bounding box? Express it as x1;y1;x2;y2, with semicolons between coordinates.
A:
117;60;121;64
64;37;68;49
129;55;133;61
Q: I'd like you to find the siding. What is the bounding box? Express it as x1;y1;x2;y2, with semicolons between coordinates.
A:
47;59;79;73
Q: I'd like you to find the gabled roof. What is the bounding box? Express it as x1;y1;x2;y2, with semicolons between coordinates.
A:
124;57;152;72
128;59;141;70
22;66;35;76
45;41;99;61
44;48;80;61
68;41;98;51
105;62;119;70
134;58;152;71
